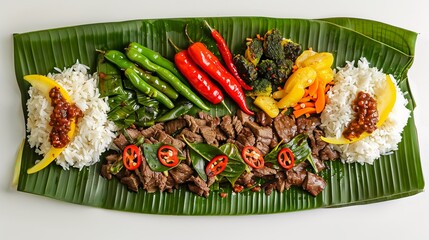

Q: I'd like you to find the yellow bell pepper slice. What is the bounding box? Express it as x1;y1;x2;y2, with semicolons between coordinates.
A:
277;67;316;109
24;75;76;174
321;75;397;144
254;96;279;118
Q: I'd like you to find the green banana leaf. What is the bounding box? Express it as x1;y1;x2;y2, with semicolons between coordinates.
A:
13;17;424;215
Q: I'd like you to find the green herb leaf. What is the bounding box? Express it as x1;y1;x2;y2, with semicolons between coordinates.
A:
219;143;247;185
189;149;207;182
264;134;317;172
142;143;172;172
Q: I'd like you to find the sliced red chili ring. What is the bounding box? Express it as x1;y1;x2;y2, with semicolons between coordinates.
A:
277;148;295;170
241;146;264;169
205;155;228;177
123;144;142;171
157;145;179;168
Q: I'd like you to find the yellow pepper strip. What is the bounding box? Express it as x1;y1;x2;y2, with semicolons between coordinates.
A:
254;96;279;118
24;75;76;174
277;67;317;109
302;52;334;71
321;75;397;144
295;49;316;68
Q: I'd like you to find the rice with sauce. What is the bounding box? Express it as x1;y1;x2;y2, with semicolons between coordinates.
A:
26;62;116;169
320;58;410;164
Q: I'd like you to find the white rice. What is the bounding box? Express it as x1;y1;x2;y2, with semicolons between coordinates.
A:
26;62;116;169
320;58;410;164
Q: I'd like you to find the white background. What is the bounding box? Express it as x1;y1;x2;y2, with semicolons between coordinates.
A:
1;0;428;239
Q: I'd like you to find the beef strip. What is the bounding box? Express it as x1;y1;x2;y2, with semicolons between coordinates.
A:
165;175;177;192
286;162;309;186
179;128;203;143
312;155;326;172
296;116;320;135
232;116;243;135
187;176;210;197
256;111;273;127
253;166;277;178
199;126;219;146
310;129;327;156
236;109;253;125
273;114;297;143
184;115;207;132
164;118;187;135
236;127;256;147
136;155;167;193
126;128;142;141
120;173;140;192
207;176;216;187
198;112;221;128
105;153;119;164
275;171;290;192
236;171;254;186
100;163;112;180
319;145;340;161
141;123;164;138
156;131;186;151
215;127;227;142
245;121;273;139
169;163;194;184
303;172;326;196
115;167;131;179
113;134;128;150
220;115;235;139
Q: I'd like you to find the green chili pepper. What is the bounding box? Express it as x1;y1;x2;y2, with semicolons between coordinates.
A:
97;54;126;97
124;68;175;109
128;42;189;85
103;50;179;100
155;101;194;122
126;47;210;111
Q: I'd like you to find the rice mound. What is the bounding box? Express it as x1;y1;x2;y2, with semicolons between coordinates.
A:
26;62;116;169
320;58;410;164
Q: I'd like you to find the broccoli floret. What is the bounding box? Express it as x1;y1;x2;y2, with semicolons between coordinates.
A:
245;38;264;66
233;54;258;83
246;78;272;97
282;39;302;62
263;29;285;61
258;59;292;86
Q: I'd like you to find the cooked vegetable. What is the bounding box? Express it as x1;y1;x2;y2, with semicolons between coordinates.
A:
122;144;142;170
263;29;286;61
124;68;175;109
233;54;258;83
246;78;272;97
258;59;292;86
169;39;229;112
103;49;179;100
241;146;264;169
128;42;189;85
186;40;254;115
277;148;294;170
277;67;317;109
126;47;210;111
157;145;179;168
283;39;302;62
97;54;126;97
254;96;279;118
155;101;193;122
24;75;77;174
205;155;229;177
204;20;252;90
245;37;264;66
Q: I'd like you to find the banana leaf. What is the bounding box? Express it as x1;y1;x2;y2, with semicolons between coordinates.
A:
13;17;424;215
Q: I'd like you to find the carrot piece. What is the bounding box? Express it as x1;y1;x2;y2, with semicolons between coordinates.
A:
324;84;331;93
293;102;315;110
298;96;312;103
307;77;319;97
315;83;326;113
293;107;316;118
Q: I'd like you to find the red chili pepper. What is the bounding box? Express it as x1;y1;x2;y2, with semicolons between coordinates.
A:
123;145;142;171
203;20;253;91
168;39;230;113
157;145;179;168
277;148;295;170
205;155;228;177
241;146;264;169
186;42;254;115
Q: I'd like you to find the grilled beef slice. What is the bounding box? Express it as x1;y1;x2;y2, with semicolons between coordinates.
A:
169;163;194;184
273;114;297;143
303;172;326;196
164;118;187;135
188;176;210;197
